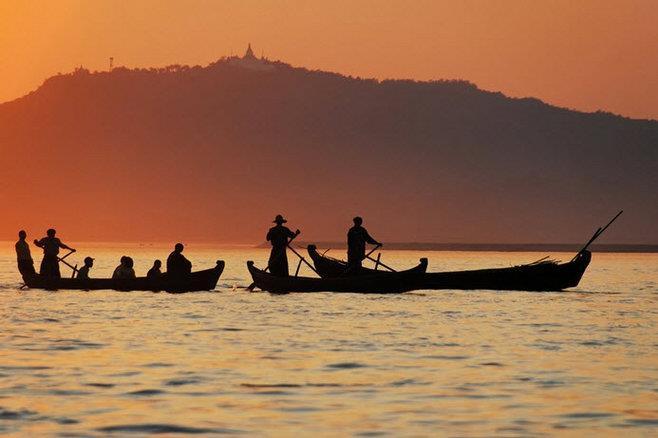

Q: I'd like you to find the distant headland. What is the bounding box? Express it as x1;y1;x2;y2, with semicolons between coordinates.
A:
1;44;656;244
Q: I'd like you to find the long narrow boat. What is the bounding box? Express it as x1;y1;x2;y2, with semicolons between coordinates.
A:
22;261;225;293
307;244;420;278
246;258;427;293
307;245;591;291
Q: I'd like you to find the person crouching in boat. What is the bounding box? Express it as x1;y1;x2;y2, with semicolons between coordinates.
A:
16;230;36;279
77;257;94;280
347;216;381;272
147;260;162;279
167;244;192;280
112;256;136;279
266;215;300;277
33;228;76;278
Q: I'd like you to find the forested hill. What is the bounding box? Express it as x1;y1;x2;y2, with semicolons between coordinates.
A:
1;58;656;243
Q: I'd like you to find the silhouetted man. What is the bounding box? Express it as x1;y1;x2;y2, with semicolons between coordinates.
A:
147;260;162;280
16;230;35;278
167;243;192;278
34;228;75;278
266;215;300;277
347;216;381;272
77;257;94;280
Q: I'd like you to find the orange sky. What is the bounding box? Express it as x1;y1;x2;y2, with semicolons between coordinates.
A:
1;0;656;120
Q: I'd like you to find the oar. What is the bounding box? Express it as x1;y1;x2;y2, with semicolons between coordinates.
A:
571;210;623;262
365;255;396;272
364;244;382;262
340;243;382;275
286;244;319;276
57;250;79;275
247;232;300;291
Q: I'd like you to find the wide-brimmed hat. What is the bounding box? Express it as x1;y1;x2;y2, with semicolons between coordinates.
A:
273;214;287;224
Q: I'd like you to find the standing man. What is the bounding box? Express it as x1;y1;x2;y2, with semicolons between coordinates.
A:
347;216;381;272
15;230;35;278
266;215;300;277
34;228;75;278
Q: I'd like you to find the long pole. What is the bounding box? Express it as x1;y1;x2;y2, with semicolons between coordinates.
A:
571;210;623;261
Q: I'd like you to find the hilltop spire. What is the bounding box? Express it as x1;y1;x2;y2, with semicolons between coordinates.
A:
244;43;256;60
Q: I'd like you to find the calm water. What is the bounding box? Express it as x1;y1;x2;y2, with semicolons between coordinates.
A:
1;242;657;436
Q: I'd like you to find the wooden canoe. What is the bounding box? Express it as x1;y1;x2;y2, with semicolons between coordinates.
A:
22;261;225;293
246;258;427;293
307;245;591;291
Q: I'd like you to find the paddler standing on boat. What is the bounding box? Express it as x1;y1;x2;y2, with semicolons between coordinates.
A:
347;216;381;272
15;230;36;278
33;228;76;278
266;215;300;277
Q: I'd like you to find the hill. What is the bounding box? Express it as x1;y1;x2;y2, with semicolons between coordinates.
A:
1;56;656;244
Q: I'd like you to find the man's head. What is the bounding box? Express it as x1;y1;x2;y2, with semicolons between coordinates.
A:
84;257;94;267
153;259;162;268
120;255;128;265
353;216;363;226
273;214;287;224
47;228;56;237
18;230;27;240
175;243;184;253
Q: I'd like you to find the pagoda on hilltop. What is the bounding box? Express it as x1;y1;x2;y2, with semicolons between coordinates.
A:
226;43;275;71
244;43;257;60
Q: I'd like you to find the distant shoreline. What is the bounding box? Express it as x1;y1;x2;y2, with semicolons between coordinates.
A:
257;241;658;253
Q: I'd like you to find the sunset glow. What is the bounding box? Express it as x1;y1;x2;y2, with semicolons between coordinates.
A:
1;0;657;119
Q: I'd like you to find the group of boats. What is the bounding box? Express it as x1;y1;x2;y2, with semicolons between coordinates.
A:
19;211;622;294
21;245;592;294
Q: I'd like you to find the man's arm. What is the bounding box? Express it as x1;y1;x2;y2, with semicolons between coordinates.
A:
59;241;76;252
363;229;380;246
33;239;44;248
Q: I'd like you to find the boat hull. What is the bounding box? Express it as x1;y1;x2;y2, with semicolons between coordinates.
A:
247;258;427;293
419;251;591;291
307;245;591;291
23;261;225;293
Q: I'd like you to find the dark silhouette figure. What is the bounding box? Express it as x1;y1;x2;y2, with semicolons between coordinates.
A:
112;255;136;279
33;228;75;278
167;243;192;279
266;215;300;277
77;257;94;280
147;260;162;279
347;216;381;271
16;230;35;278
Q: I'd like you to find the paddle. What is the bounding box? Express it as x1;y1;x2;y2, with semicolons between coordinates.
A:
365;254;396;272
571;210;623;262
247;231;300;291
286;243;319;276
340;243;382;275
57;250;79;276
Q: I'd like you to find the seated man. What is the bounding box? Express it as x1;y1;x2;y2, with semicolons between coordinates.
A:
112;256;136;279
76;257;94;280
147;260;162;279
167;243;192;279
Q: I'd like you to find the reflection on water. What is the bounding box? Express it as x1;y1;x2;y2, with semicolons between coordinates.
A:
0;243;657;436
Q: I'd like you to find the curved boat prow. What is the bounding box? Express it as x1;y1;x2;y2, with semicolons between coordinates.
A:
567;250;592;289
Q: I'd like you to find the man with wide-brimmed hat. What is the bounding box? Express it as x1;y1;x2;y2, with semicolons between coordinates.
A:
266;215;300;276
